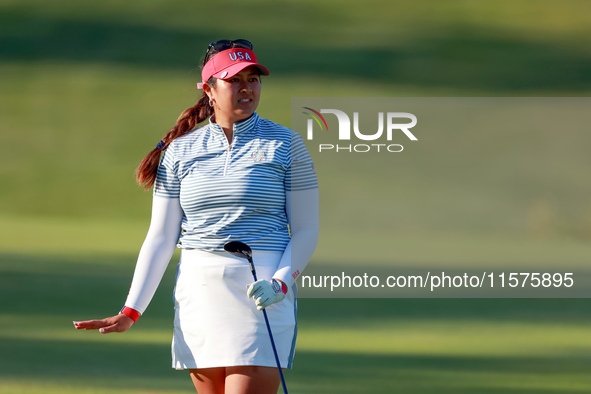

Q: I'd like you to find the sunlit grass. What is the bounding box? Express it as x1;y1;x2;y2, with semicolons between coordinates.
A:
298;320;591;357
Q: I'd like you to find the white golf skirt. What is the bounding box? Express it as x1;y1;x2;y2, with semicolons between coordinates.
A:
172;248;297;370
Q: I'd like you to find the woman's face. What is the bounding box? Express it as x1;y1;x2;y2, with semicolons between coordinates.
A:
205;66;261;126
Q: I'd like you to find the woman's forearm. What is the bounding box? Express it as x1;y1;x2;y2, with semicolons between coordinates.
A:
124;196;183;314
274;188;320;287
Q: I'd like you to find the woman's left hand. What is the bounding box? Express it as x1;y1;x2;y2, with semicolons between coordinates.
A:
246;279;286;310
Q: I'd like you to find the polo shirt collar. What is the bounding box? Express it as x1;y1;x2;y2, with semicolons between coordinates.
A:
208;112;259;134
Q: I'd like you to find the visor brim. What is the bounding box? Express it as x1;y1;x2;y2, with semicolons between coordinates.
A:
212;63;270;80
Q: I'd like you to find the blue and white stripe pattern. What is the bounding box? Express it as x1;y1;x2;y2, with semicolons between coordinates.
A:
154;112;317;252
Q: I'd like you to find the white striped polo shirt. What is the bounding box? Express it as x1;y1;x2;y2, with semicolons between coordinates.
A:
153;112;318;252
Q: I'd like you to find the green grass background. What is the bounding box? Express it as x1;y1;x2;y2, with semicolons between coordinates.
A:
1;0;591;392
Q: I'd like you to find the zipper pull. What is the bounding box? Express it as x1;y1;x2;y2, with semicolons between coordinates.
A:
228;135;235;151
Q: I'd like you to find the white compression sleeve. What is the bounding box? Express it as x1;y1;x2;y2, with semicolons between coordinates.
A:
124;195;183;314
273;188;320;287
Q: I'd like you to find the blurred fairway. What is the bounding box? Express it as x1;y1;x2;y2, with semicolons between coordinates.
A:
1;0;591;393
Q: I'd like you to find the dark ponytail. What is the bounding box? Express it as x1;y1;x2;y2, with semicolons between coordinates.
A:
136;44;224;190
136;88;214;190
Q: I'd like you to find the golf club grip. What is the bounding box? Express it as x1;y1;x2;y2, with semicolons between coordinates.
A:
262;309;288;394
249;259;257;280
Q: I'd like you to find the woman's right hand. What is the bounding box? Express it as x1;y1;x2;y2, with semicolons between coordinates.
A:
73;314;134;334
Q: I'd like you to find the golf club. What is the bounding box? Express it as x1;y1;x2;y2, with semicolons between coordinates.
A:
224;240;288;394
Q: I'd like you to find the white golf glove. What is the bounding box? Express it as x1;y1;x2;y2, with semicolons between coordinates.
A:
246;279;286;310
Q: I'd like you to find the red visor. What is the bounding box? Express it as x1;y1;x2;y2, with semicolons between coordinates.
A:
198;48;269;88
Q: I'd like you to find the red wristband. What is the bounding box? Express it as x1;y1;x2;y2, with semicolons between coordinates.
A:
120;306;141;323
281;281;288;294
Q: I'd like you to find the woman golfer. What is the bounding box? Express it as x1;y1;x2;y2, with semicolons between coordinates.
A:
74;39;319;394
